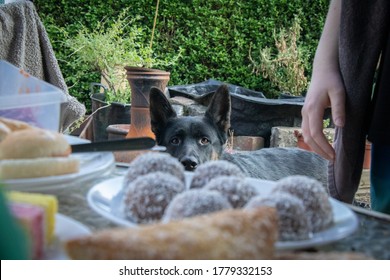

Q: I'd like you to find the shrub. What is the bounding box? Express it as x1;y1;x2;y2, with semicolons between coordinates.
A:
34;0;329;110
249;17;309;96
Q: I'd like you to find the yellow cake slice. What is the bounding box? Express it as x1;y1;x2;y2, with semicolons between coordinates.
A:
7;191;58;244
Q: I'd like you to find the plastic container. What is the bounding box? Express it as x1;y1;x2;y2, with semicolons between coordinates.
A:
0;60;65;131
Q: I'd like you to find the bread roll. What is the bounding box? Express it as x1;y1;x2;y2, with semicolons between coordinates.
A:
0;129;71;159
0;157;80;179
0;123;79;179
65;207;278;260
0;122;11;141
0;117;34;141
0;117;32;132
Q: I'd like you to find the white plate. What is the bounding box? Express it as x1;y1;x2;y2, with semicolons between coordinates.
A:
2;135;116;192
45;213;91;260
87;176;359;251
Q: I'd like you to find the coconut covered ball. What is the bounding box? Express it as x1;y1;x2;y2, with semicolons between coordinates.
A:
122;152;185;188
272;175;333;232
190;160;245;189
162;189;232;222
245;193;312;241
203;176;258;208
121;172;185;224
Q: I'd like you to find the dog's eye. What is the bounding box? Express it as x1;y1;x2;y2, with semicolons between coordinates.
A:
200;137;210;145
170;137;180;145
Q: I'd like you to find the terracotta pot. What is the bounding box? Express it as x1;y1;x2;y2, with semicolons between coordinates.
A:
125;66;170;108
106;124;129;140
124;66;167;73
106;124;147;163
363;141;371;169
124;66;170;139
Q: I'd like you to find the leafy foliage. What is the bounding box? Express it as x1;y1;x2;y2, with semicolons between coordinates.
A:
250;17;309;96
55;6;179;104
34;0;329;110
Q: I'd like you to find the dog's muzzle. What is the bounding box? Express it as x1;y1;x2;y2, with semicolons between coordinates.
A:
180;156;198;171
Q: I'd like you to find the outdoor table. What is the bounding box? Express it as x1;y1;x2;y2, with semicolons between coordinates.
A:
56;165;390;260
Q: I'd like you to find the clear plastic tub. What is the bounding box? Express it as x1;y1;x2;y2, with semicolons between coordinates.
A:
0;60;65;131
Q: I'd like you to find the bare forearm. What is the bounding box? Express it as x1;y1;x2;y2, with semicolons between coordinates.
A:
301;0;345;161
312;0;341;74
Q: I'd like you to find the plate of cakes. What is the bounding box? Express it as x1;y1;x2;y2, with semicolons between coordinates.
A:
7;191;90;259
87;152;359;251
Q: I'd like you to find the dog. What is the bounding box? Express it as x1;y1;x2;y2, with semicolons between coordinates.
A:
149;84;328;186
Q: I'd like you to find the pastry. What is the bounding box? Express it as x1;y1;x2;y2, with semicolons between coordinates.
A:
65;207;278;260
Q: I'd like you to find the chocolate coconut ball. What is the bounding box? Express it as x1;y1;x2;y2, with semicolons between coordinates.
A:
122;152;185;189
204;176;258;208
272;175;333;232
190;160;245;189
162;189;232;222
245;193;312;241
121;172;185;224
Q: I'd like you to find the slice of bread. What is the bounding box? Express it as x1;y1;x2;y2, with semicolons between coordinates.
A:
0;157;80;180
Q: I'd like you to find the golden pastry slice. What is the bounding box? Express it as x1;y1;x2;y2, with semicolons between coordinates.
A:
65;207;278;260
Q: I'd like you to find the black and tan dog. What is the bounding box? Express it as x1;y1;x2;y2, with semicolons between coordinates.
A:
149;85;328;186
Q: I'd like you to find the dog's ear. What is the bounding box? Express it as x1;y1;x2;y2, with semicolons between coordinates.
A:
149;87;177;138
205;84;231;134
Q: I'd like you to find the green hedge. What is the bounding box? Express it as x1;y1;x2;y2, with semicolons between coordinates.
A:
33;0;329;111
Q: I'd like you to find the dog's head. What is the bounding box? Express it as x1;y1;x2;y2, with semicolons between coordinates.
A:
149;85;231;171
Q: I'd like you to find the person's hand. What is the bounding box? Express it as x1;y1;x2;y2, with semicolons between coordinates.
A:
301;70;346;161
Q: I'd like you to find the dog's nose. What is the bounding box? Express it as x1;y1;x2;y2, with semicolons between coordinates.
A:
181;157;198;171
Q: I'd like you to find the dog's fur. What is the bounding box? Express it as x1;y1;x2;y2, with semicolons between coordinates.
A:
150;85;328;186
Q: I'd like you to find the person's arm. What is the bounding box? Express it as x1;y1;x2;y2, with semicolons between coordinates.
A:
301;0;345;161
